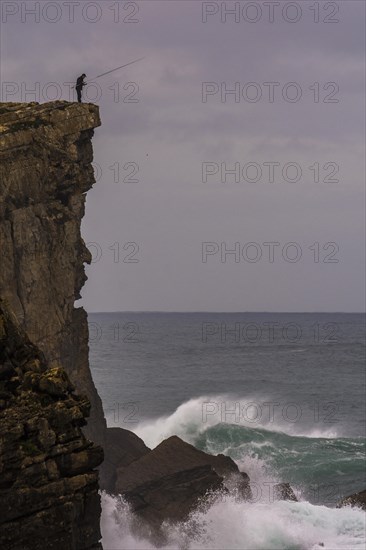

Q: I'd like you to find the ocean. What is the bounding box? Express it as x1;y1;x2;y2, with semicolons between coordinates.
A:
88;312;366;549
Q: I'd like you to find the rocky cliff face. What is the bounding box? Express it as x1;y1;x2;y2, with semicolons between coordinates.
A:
0;101;106;446
0;298;103;549
0;101;108;547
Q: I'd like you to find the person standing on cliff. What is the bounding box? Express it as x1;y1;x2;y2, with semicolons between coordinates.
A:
75;74;86;103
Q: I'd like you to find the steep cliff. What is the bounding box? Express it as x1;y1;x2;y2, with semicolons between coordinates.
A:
0;101;106;446
0;298;103;549
0;101;109;545
0;102;256;547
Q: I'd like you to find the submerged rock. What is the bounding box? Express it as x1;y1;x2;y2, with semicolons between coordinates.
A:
273;482;298;502
337;488;366;510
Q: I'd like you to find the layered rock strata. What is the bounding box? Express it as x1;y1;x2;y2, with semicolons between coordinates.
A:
0;298;103;549
0;101;105;447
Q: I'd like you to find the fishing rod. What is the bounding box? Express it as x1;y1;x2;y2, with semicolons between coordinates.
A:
85;57;145;83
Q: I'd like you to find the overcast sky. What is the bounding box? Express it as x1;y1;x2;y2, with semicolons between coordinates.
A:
1;1;365;311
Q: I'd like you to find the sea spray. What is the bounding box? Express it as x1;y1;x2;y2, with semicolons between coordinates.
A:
126;395;365;503
91;312;366;548
101;492;366;550
128;394;344;450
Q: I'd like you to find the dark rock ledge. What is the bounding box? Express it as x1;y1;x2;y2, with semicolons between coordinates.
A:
0;298;104;549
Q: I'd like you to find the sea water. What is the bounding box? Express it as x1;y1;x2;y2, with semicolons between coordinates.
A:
88;312;366;549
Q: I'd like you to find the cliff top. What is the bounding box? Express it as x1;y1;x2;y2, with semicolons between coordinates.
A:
0;101;100;152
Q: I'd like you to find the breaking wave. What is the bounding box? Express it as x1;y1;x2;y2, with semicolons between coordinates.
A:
102;396;366;549
101;492;366;549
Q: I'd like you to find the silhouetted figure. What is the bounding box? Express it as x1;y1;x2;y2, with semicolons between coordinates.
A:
75;74;86;103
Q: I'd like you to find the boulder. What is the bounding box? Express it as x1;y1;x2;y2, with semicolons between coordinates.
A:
124;464;225;522
115;434;251;531
116;435;241;494
273;482;298;502
337;488;366;510
99;427;150;493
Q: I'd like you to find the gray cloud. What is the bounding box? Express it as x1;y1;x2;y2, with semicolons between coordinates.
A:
2;0;365;311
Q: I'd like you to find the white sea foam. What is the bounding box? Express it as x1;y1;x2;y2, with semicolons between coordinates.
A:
102;396;364;548
101;492;366;550
128;395;341;450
